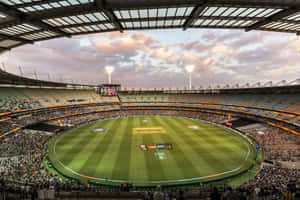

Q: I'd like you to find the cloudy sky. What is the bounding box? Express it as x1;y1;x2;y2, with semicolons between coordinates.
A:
0;29;299;88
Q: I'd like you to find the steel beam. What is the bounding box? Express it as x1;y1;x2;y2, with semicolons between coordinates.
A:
183;3;207;30
99;0;298;9
1;1;294;28
20;15;300;30
12;0;300;9
25;4;99;20
0;32;33;44
95;0;124;32
245;7;300;32
0;2;70;38
56;15;298;29
15;0;63;8
0;46;10;51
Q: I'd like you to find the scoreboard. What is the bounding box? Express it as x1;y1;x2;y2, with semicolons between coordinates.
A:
98;84;120;96
101;87;118;96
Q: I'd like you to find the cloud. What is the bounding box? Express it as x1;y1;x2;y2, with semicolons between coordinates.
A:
150;46;175;61
0;29;299;88
211;44;232;55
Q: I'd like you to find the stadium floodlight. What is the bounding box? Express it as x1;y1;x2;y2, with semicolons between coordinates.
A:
185;65;195;90
105;65;114;84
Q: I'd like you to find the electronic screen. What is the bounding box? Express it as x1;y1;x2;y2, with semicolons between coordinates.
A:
101;87;118;96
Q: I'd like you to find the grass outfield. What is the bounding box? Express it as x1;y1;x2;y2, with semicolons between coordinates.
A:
47;116;257;186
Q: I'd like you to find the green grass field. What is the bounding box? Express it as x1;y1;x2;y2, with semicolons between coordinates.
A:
47;116;257;186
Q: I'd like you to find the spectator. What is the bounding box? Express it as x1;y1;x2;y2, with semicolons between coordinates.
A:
153;185;164;200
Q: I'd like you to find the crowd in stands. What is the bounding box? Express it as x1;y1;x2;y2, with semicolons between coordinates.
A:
0;130;53;182
144;184;300;200
0;129;92;199
236;125;300;199
0;87;119;114
244;127;300;162
245;165;299;188
0;99;300;199
0;129;50;157
0;105;120;135
0;96;40;113
120;93;300;120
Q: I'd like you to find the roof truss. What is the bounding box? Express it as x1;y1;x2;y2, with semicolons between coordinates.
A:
0;2;70;37
0;0;299;52
183;3;207;30
95;0;124;32
0;32;33;44
246;7;300;31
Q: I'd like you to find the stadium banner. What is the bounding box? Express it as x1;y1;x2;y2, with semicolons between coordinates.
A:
267;122;300;136
0;117;11;122
140;144;172;151
155;152;166;160
3;127;22;136
133;127;166;134
165;144;173;150
139;144;148;151
226;122;233;127
92;128;106;132
188;125;201;130
147;144;157;150
156;144;165;150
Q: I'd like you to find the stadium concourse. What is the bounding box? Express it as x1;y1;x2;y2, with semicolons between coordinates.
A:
0;69;299;200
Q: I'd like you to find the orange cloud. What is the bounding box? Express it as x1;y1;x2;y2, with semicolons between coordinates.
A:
150;47;175;61
95;32;158;54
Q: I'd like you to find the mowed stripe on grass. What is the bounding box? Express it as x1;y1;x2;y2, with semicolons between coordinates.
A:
150;117;200;179
52;116;252;183
77;118;122;176
139;118;166;181
110;117;133;180
55;120;112;167
158;117;218;175
174;117;244;172
128;117;149;181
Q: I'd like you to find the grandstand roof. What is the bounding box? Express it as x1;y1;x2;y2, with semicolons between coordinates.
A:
0;0;299;52
0;68;95;88
0;68;67;86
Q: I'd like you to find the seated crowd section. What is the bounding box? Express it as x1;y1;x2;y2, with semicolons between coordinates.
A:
0;87;119;113
0;109;299;199
1;87;300;119
120;93;300;121
0;87;300;199
0;88;41;113
119;93;300;111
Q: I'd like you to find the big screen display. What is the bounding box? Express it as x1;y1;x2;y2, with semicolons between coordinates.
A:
101;87;118;96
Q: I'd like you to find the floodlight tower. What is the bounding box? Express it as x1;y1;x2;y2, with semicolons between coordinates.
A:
185;65;195;90
105;65;114;84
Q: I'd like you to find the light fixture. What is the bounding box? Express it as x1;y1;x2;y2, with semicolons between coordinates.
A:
185;65;195;90
105;65;114;84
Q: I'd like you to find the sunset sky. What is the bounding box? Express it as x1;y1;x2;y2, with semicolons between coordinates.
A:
0;29;299;88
